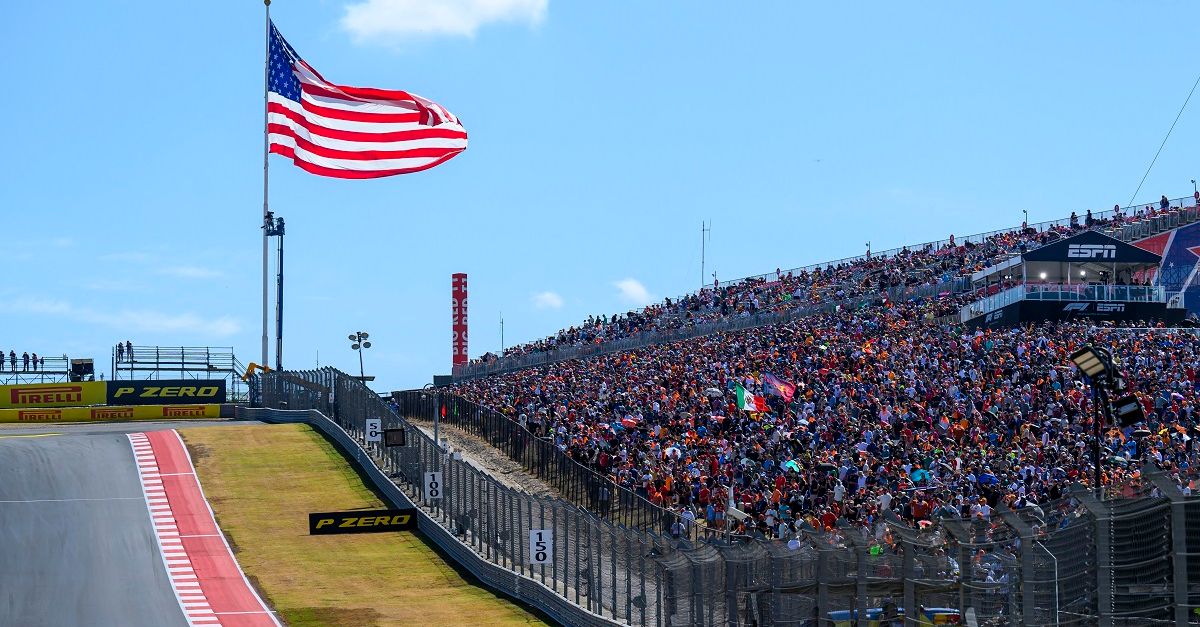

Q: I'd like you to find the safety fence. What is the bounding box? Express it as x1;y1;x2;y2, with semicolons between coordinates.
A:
454;199;1200;381
393;389;678;535
262;367;1200;626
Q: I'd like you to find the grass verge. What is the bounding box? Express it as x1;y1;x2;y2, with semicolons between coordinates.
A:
181;423;548;627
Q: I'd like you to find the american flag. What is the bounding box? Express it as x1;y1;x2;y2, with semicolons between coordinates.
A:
266;21;467;179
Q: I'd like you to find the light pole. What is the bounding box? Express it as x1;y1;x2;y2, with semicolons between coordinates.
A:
1069;345;1116;496
266;215;285;371
348;331;371;381
1022;209;1028;226
1192;179;1197;196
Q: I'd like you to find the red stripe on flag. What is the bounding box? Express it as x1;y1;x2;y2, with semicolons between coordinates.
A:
304;81;429;107
300;96;423;124
283;131;462;161
268;104;466;142
269;143;464;179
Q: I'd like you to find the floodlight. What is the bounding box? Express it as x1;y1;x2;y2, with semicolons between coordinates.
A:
1069;346;1108;378
1113;395;1146;427
351;343;360;350
349;334;358;341
363;341;372;348
1039;272;1047;280
360;332;369;339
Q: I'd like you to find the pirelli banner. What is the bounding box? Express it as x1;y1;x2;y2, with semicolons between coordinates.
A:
0;404;221;423
0;382;107;408
0;380;226;409
108;380;227;405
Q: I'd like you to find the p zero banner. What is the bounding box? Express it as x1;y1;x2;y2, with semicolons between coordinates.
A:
0;404;222;423
308;509;416;535
0;381;107;408
451;272;468;367
107;380;227;405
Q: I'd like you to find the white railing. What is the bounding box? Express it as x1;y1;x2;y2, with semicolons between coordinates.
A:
960;283;1166;321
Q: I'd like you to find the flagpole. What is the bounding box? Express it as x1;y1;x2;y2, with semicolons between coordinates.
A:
261;0;271;371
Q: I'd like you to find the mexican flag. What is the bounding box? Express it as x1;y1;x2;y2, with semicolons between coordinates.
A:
736;383;767;412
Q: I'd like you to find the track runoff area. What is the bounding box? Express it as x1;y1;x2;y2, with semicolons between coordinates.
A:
0;421;543;626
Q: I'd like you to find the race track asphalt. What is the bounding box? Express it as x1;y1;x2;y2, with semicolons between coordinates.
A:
0;432;187;626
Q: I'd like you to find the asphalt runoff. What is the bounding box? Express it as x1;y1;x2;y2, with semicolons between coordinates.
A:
0;432;187;626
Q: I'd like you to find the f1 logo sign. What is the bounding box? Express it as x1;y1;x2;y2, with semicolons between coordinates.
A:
984;310;1004;324
1063;303;1091;313
1067;244;1117;259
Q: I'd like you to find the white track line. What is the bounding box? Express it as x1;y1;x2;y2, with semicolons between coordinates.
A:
128;432;216;627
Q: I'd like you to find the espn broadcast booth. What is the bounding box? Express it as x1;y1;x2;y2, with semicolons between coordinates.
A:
960;230;1185;328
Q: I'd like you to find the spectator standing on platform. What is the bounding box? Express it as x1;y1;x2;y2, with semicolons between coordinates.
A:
21;352;29;371
1161;195;1171;210
8;351;15;372
116;342;124;362
39;356;44;370
1086;208;1093;226
125;340;132;358
30;353;38;371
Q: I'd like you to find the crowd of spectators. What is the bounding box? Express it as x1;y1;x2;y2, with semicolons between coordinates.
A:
471;196;1197;368
454;195;1200;546
5;350;45;372
457;309;1198;542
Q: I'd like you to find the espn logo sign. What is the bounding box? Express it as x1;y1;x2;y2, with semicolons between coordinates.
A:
1067;244;1117;259
10;385;82;405
1062;303;1125;314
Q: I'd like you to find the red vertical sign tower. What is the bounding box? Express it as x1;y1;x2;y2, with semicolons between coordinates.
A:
451;273;468;367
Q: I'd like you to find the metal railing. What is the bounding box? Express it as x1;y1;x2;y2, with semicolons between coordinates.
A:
394;389;678;535
261;367;1200;626
112;344;248;402
960;283;1167;322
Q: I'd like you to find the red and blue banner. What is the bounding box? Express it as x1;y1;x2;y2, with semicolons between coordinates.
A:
763;373;795;403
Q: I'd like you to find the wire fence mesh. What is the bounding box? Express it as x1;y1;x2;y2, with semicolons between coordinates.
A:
263;368;1200;626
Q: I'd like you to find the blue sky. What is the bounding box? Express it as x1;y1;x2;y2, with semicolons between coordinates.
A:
2;1;1198;390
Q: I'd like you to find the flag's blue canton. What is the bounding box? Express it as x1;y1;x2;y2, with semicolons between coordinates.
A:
267;22;302;103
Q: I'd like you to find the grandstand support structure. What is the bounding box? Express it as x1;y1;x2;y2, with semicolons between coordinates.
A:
112;345;248;402
0;355;72;385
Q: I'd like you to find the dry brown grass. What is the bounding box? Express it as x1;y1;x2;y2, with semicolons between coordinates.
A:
181;423;547;627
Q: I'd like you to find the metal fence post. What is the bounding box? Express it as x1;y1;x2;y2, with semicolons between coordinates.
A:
1073;485;1113;627
999;506;1037;626
1148;465;1189;625
900;532;915;627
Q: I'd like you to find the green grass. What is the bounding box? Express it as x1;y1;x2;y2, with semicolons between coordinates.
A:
181;423;547;627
